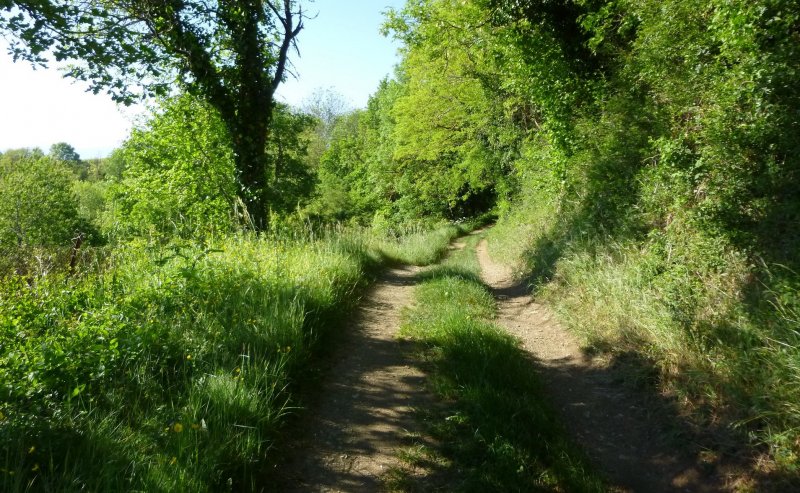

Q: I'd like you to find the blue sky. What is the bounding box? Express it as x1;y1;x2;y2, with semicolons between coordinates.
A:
0;1;405;158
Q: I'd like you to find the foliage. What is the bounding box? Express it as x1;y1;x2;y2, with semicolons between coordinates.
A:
105;94;315;239
48;142;79;163
0;152;80;250
95;151;127;182
106;95;237;239
477;0;800;477
301;87;353;170
308;79;405;223
266;104;317;213
71;180;108;234
48;142;85;179
318;0;584;222
1;0;307;227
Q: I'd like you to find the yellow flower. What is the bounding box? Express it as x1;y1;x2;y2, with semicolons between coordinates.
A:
186;354;192;360
172;423;184;433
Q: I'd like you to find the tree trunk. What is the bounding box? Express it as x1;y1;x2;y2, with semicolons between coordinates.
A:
226;2;279;230
234;117;271;229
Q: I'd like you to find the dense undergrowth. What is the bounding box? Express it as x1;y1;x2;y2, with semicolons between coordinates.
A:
0;224;466;492
392;234;606;492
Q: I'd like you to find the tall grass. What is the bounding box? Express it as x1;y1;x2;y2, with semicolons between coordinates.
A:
0;222;465;491
392;234;606;492
489;196;800;478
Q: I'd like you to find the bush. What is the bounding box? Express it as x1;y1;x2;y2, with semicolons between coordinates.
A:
0;153;80;250
105;95;237;239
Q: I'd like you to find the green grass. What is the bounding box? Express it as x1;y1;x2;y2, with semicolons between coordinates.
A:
488;195;800;481
392;233;606;492
0;222;468;492
374;222;470;266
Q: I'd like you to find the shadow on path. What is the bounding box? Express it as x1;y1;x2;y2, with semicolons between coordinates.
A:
477;239;735;493
277;266;436;492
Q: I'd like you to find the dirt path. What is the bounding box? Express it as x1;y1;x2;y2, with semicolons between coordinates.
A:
476;239;723;493
279;265;431;492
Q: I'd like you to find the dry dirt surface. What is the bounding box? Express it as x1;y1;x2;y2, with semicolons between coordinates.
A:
476;238;728;493
278;265;431;492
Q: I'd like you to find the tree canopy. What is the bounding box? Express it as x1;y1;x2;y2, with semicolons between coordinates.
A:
48;142;80;163
1;0;305;227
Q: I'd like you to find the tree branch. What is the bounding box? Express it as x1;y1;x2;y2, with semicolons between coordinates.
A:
270;0;302;93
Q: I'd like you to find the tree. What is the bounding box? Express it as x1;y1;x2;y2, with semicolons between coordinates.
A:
0;152;80;249
108;94;238;238
106;94;313;237
311;80;404;224
48;142;80;163
49;142;87;179
381;1;516;218
1;1;305;228
266;103;316;213
301;87;352;169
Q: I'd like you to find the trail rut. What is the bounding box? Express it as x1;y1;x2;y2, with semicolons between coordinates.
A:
477;238;725;492
280;265;430;492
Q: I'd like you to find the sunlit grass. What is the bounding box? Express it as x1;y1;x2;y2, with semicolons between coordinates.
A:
374;224;462;266
394;234;606;492
0;221;470;491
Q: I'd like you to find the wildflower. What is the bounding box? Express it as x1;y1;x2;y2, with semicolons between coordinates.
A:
172;422;184;433
186;354;192;360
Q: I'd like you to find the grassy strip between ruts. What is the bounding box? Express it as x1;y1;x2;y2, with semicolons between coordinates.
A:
391;233;607;492
0;222;474;492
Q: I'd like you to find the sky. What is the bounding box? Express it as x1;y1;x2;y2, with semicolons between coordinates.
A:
0;0;405;159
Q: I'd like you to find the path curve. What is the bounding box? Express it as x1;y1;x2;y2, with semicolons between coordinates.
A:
477;238;723;493
280;265;430;492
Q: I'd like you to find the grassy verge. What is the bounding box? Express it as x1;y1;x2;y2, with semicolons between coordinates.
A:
374;215;490;266
489;195;800;482
0;222;466;492
391;233;606;492
377;225;462;265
